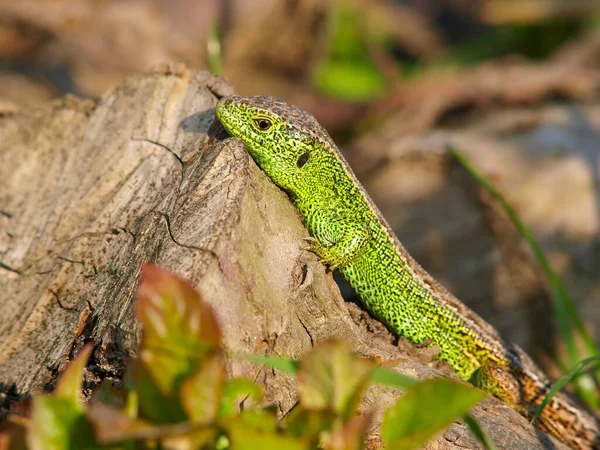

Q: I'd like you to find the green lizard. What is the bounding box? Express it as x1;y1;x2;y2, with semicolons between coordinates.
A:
215;95;599;449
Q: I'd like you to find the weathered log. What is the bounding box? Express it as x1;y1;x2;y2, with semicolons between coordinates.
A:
0;64;568;449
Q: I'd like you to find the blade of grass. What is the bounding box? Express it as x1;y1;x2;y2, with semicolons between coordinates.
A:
531;356;600;423
234;352;299;375
448;145;600;409
463;413;497;450
207;23;222;76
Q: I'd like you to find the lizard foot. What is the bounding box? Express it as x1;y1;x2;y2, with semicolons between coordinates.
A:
301;236;341;270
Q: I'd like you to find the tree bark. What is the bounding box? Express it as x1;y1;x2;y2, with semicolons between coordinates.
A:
0;63;569;449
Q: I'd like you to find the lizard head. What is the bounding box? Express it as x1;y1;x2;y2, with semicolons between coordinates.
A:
216;95;334;190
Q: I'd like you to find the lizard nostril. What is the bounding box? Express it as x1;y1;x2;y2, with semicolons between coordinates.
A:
217;98;229;108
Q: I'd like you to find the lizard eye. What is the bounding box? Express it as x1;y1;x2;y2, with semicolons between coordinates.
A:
255;118;272;131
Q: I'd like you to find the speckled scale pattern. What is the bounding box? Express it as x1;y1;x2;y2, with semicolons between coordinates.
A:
215;95;600;448
215;95;505;379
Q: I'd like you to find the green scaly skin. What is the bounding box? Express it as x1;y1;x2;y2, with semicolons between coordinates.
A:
215;95;599;449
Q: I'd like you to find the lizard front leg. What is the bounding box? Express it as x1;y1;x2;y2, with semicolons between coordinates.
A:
303;198;371;270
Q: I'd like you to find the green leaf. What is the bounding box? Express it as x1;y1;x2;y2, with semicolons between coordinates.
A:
28;345;97;450
381;378;486;450
29;397;97;450
133;263;223;422
283;408;335;443
218;378;264;419
234;408;279;433
313;62;386;101
54;345;93;404
130;359;187;423
298;340;373;420
226;418;309;450
370;367;417;389
181;351;225;423
312;0;387;101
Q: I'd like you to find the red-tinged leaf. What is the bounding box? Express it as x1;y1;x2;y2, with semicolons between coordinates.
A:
327;412;373;450
381;378;486;450
136;264;221;353
87;402;218;448
0;420;28;450
86;402;155;444
132;264;223;422
55;345;93;404
218;378;264;419
181;351;225;423
27;345;97;450
8;398;31;417
298;340;373;419
28;396;97;450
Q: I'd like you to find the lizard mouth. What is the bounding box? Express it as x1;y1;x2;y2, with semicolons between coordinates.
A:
216;97;247;139
215;98;235;134
215;97;258;145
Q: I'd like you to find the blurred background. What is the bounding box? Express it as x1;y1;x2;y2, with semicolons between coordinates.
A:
2;0;600;381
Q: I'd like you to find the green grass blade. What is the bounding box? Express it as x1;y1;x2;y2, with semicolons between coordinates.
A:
448;145;600;409
207;23;222;76
463;413;497;450
531;356;600;423
235;352;299;375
